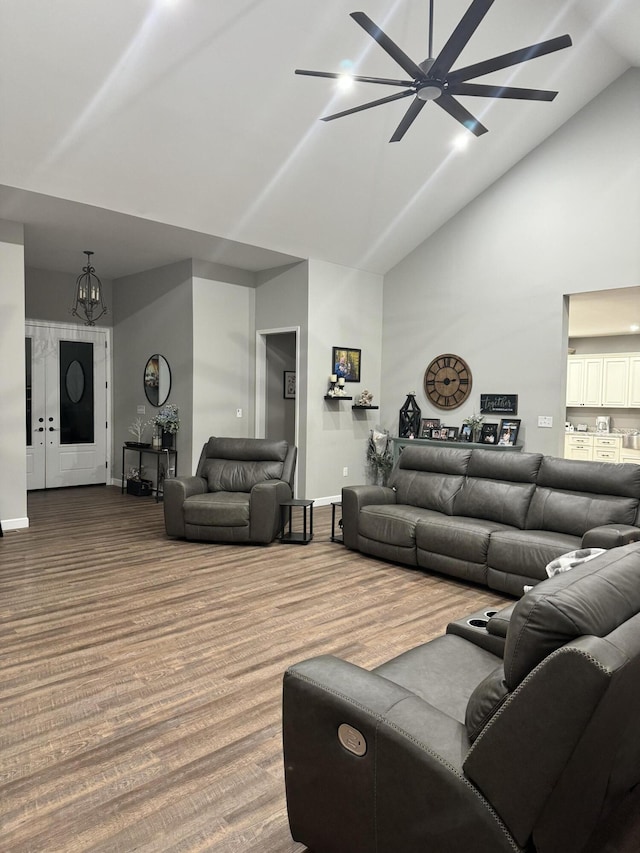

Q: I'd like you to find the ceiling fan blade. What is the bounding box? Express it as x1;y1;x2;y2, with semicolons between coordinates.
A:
429;0;495;78
448;82;558;101
295;69;415;88
447;34;572;84
350;12;424;80
435;92;488;136
321;89;415;122
390;98;426;143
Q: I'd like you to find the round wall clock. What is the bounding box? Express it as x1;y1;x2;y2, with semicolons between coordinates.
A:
424;354;472;410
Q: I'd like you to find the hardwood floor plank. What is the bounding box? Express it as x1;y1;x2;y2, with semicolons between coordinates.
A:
1;485;512;852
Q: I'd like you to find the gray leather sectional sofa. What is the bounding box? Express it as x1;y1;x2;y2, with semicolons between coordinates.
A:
283;541;640;853
342;445;640;595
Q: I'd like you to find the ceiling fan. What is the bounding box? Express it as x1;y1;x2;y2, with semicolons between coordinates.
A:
296;0;572;142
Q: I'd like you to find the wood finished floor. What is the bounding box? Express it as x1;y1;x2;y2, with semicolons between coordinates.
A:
1;486;521;852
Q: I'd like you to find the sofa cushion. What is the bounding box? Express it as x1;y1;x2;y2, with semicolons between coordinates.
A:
467;449;543;483
390;446;470;514
465;665;509;742
374;634;501;724
487;529;581;581
504;542;640;689
359;504;440;548
183;491;250;527
203;459;284;493
536;455;640;498
415;515;513;564
525;487;638;537
454;479;535;529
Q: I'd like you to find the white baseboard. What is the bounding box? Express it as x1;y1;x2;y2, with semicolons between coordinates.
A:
1;516;30;531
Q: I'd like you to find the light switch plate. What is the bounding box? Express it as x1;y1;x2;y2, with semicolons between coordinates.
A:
538;416;553;428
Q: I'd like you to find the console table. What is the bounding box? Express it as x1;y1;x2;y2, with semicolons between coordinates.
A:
121;445;178;502
391;437;523;463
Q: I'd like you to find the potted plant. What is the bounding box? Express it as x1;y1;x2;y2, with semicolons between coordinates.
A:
152;404;180;448
126;465;152;496
366;428;394;486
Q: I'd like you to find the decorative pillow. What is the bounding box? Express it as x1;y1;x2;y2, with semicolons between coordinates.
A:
545;547;605;578
465;665;509;743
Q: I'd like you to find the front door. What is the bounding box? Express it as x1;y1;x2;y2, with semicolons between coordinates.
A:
26;322;109;489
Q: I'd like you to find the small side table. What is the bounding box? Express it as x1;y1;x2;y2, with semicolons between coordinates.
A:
331;501;343;543
279;499;314;545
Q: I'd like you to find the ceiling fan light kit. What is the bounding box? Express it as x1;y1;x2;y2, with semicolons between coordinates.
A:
296;0;572;142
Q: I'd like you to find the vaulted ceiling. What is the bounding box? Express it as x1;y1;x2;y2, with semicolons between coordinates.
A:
0;0;639;280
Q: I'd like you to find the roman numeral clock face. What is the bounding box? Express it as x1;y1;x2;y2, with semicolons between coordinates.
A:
424;354;472;410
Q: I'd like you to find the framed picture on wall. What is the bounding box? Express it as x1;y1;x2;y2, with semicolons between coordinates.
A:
283;371;296;399
498;418;521;446
332;347;361;382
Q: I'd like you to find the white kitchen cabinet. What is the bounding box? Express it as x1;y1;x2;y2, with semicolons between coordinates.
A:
566;357;602;407
620;448;640;466
564;433;593;460
601;357;629;407
567;352;640;408
628;357;640;408
564;433;622;463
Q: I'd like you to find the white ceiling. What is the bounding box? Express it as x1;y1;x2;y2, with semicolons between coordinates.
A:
1;1;639;303
568;287;640;340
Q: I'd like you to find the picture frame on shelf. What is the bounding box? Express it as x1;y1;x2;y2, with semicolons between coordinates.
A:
498;418;521;446
446;426;459;441
283;370;296;399
459;424;473;442
332;347;361;382
421;418;440;437
431;428;441;439
480;423;499;445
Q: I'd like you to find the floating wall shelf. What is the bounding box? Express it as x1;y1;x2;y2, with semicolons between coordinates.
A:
352;405;379;410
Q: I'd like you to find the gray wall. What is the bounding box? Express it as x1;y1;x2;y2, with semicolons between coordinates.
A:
306;259;383;500
112;260;194;485
26;266;113;327
0;221;27;529
381;69;640;456
192;272;255;471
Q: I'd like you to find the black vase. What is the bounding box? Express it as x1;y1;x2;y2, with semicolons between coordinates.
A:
161;430;174;449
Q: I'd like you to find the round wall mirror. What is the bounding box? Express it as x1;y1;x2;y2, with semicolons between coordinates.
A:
144;354;171;407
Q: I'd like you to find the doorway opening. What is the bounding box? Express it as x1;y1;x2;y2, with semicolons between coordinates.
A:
255;327;300;491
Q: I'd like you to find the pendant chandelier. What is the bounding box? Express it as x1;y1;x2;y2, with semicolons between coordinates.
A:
71;250;107;326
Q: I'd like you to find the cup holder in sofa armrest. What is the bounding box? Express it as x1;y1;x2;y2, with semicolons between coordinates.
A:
467;617;489;629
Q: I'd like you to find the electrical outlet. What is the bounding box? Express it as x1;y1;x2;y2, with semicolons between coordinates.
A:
343;467;348;477
538;416;553;428
236;408;243;418
137;405;146;414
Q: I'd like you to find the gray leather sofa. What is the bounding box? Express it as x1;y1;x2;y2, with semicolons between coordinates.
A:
343;445;640;595
283;541;640;853
163;436;296;543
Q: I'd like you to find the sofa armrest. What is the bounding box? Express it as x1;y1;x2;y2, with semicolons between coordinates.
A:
249;480;292;543
581;524;640;550
487;603;517;639
342;484;397;550
284;656;518;853
163;476;207;537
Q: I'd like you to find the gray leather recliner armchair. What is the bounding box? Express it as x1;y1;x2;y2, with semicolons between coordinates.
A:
283;542;640;853
164;436;296;544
